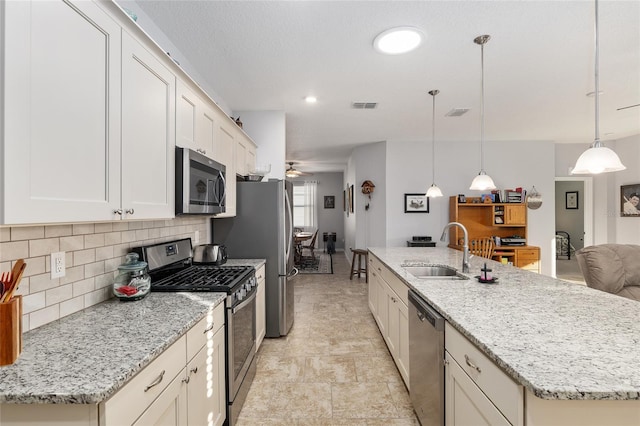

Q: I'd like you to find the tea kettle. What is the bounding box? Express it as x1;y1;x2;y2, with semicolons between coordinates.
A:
193;244;228;265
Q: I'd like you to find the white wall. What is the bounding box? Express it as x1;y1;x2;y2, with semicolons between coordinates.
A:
354;142;386;250
344;156;357;260
233;110;286;179
613;135;640;244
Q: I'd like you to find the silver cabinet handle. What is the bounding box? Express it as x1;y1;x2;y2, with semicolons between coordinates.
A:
204;323;215;333
125;208;135;215
182;376;190;384
464;355;481;373
190;367;198;375
113;209;123;215
144;370;165;392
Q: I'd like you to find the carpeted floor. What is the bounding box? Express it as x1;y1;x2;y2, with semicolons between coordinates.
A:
297;253;333;274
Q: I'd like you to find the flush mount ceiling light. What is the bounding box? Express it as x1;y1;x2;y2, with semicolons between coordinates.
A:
304;96;317;104
470;35;497;191
571;0;625;175
426;90;443;198
373;27;424;55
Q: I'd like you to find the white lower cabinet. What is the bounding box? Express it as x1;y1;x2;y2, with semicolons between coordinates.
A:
99;302;226;426
368;255;410;388
256;264;267;350
445;323;523;426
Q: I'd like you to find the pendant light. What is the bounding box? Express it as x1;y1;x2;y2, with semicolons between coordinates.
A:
571;0;625;174
469;35;497;191
426;90;443;198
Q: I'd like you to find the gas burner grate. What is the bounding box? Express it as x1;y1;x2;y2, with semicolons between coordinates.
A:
151;265;253;292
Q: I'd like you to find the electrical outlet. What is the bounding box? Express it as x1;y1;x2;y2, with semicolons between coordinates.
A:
194;230;200;244
51;251;65;279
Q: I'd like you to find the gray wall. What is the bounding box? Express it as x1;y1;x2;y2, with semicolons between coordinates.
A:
555;181;585;250
288;172;346;252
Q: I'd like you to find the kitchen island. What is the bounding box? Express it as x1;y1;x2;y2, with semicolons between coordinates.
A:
369;246;640;425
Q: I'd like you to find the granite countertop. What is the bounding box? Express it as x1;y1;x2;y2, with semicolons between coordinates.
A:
0;258;265;405
369;247;640;401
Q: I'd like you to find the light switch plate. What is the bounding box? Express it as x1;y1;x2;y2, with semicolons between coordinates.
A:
51;251;65;279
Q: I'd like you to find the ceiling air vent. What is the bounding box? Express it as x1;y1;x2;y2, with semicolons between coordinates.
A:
352;102;378;109
445;108;470;117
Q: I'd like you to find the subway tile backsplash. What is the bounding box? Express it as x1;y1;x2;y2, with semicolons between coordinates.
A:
0;217;208;332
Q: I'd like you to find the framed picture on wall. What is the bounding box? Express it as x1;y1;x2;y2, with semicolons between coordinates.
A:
343;190;346;212
324;196;335;209
621;184;640;216
565;191;578;209
404;193;429;213
349;185;354;213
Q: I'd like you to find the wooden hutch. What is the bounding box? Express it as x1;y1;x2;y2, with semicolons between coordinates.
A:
448;196;540;273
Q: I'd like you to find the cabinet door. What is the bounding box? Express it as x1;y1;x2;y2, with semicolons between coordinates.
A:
445;352;510;426
187;327;226;426
368;269;378;316
121;31;175;220
387;290;410;387
176;79;198;152
256;272;266;350
246;143;257;174
504;205;526;226
133;369;187;426
235;137;248;177
198;103;217;159
215;124;236;217
374;273;388;337
3;0;121;224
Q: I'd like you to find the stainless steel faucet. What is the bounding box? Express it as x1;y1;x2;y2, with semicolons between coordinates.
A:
440;222;470;273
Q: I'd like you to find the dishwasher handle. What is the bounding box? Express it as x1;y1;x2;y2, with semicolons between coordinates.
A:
409;290;445;331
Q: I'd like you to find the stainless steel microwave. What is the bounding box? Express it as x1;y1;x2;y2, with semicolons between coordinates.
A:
176;147;226;215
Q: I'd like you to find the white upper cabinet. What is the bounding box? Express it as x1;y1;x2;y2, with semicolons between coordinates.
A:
121;31;175;220
215;122;236;217
2;0;122;224
176;79;216;157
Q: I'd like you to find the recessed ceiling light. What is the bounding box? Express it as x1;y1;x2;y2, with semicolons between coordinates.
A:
373;27;424;55
305;96;317;103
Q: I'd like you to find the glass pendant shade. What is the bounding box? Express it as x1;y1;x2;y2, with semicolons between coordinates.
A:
426;184;443;198
571;0;625;175
470;171;496;191
571;142;626;174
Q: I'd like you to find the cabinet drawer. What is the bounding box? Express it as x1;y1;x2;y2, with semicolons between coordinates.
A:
445;323;523;425
187;302;225;362
370;255;408;305
101;334;187;426
517;249;539;260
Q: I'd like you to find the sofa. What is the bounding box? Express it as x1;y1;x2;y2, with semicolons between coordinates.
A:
575;244;640;302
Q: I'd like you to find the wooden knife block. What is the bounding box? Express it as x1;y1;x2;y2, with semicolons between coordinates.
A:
0;295;22;366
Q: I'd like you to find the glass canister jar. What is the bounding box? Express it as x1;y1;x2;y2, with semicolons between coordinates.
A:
113;253;151;301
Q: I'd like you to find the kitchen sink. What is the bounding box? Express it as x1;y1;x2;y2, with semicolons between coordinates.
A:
402;265;469;280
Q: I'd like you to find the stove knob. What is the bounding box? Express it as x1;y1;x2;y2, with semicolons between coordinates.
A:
238;288;247;300
250;276;257;287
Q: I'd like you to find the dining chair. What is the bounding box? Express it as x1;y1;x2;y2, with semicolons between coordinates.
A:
469;237;494;259
300;230;319;259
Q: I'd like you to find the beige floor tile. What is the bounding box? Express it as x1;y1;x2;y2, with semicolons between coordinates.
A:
331;382;399;418
239;255;418;423
304;356;357;383
254;355;306;382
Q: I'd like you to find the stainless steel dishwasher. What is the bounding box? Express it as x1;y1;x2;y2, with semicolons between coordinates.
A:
409;289;445;426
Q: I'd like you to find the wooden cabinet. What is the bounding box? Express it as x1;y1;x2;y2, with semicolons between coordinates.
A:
368;255;410;388
120;31;175;220
445;322;524;426
2;0;122;224
494;204;526;226
255;264;266;350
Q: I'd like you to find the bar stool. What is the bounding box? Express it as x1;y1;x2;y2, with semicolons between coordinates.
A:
349;248;368;283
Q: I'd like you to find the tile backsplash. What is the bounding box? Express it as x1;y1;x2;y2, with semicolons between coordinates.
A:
0;217;208;332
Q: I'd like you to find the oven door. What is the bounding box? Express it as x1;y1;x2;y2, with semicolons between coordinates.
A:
227;287;256;401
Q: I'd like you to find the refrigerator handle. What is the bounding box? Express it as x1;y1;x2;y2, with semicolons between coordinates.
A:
288;267;299;278
284;188;293;262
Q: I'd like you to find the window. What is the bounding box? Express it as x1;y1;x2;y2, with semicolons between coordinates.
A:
293;182;317;229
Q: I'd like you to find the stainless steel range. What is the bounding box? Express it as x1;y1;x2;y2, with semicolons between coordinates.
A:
134;238;256;426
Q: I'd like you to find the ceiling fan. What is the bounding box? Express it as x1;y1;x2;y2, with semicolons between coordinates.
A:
285;162;313;178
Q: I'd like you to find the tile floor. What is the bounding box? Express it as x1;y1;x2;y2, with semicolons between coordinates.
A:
238;254;419;425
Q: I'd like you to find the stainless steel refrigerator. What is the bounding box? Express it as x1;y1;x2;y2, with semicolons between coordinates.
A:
212;179;296;337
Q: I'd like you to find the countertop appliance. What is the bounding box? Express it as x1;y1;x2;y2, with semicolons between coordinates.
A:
409;289;445;426
212;179;297;337
193;243;228;265
175;147;226;215
500;236;527;246
134;238;255;426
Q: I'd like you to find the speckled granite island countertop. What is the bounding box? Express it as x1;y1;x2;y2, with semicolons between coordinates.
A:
369;247;640;401
0;259;265;405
